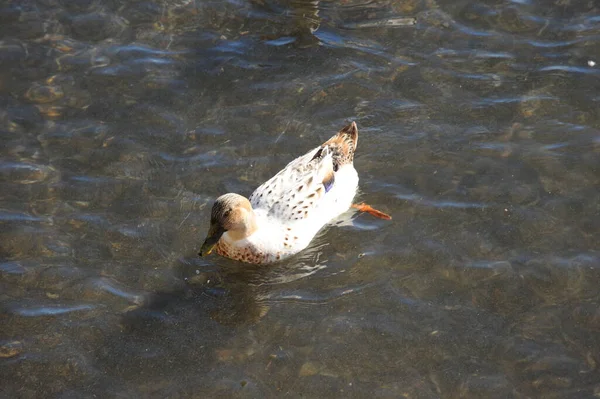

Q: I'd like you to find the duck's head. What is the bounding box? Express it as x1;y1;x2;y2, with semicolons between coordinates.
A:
199;193;257;256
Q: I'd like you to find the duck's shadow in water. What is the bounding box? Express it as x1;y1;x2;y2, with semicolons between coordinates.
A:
121;240;329;330
94;222;352;391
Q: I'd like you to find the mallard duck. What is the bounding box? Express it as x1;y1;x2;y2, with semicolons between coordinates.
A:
199;122;390;264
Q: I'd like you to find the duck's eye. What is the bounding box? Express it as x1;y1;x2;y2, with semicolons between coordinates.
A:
223;210;231;218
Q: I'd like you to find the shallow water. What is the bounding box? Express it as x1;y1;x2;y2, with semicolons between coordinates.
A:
1;0;600;397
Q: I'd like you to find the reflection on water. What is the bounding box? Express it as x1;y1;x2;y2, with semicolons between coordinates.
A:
185;242;329;325
1;0;600;396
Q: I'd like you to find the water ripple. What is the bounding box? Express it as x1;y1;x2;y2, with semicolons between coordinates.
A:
273;282;378;304
316;29;416;66
0;211;48;223
87;277;146;305
0;162;58;184
107;44;188;59
538;65;600;75
9;303;96;317
396;193;490;210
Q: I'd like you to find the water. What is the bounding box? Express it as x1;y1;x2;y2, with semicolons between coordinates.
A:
1;0;599;397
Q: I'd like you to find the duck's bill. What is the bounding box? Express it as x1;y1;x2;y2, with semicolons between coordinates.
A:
199;224;225;257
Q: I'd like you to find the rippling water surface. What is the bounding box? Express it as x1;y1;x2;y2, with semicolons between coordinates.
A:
1;0;600;397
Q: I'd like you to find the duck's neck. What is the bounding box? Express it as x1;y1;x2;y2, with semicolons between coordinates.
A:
227;207;258;241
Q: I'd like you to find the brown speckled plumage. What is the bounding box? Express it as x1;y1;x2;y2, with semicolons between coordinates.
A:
216;240;271;264
321;122;358;171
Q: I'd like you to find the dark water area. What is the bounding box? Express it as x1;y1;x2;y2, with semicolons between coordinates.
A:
1;0;600;397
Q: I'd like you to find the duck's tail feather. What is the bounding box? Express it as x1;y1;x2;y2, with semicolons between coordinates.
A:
322;121;358;170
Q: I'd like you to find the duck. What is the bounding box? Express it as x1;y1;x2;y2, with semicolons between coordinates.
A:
199;121;390;264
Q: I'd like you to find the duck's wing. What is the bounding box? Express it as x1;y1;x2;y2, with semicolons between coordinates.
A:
249;146;335;222
249;122;358;222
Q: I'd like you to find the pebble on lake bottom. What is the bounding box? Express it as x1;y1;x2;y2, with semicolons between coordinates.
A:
0;341;23;358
